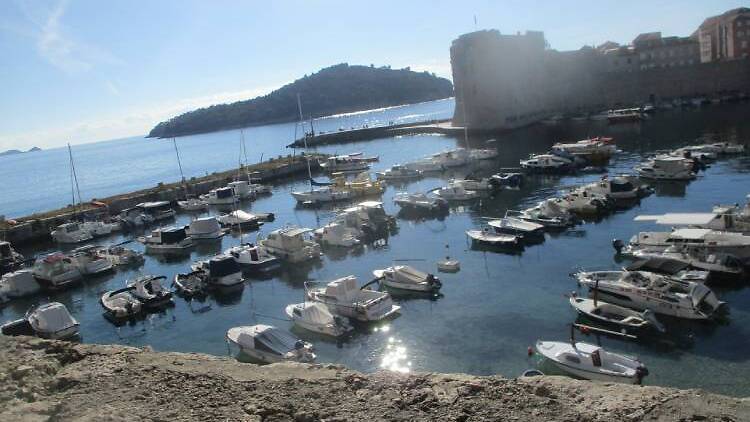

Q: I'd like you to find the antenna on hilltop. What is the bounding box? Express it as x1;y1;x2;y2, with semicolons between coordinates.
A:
473;14;478;30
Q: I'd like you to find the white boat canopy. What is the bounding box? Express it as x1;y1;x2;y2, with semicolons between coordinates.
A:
292;302;336;325
634;213;719;226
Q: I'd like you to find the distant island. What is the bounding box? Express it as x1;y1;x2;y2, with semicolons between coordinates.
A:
0;146;41;157
147;63;453;138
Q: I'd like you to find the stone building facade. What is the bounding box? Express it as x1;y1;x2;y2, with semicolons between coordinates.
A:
697;8;750;63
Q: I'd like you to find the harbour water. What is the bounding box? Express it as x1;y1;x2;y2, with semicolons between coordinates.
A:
2;100;750;397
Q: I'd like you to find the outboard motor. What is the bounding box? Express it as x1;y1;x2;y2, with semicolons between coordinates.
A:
612;239;624;254
294;339;305;350
426;274;442;289
635;365;649;385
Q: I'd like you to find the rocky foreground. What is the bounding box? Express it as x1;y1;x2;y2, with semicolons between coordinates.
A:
1;336;748;421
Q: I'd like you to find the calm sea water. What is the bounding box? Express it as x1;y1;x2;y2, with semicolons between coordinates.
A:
2;100;750;397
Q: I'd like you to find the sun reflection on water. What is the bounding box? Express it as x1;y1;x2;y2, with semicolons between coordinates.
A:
375;325;412;373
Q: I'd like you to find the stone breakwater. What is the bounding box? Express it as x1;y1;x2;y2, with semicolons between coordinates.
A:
1;154;324;246
1;336;747;421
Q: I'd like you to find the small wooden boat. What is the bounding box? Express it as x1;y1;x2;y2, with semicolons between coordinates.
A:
568;293;665;333
535;339;648;384
373;265;442;292
101;287;142;319
466;229;521;247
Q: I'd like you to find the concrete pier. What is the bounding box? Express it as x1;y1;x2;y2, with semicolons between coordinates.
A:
286;119;467;147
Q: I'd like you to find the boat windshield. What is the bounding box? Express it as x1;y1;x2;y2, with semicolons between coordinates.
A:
256;329;299;355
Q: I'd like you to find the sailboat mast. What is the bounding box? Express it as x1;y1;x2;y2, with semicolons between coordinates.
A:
297;93;313;184
173;138;186;183
68;143;83;217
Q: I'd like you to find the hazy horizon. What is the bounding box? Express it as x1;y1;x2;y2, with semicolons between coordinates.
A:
1;0;746;150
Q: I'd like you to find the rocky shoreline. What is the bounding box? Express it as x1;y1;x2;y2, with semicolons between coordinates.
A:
1;336;747;421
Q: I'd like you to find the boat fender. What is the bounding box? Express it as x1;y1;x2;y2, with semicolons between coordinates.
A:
527;346;534;357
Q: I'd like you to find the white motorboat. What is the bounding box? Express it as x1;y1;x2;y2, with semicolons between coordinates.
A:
432;149;470;167
575;270;724;320
191;254;245;288
118;207;153;229
126;275;173;309
488;216;545;237
531;198;574;220
621;228;750;262
506;209;570;229
569;294;665;333
70;245;114;275
376;165;422;181
607;108;642;123
466;229;521;248
185;216;225;240
631;247;745;279
373;265;442;292
139;226;194;254
101;287;143;319
285;302;353;337
452;177;494;191
32;253;83;289
551;137;617;161
225;243;281;273
403;158;445;173
136;201;176;221
636;156;695;180
97;245;144;266
437;257;460;272
201;187;238;205
81;220;119;237
468;148;498;160
306;275;401;322
633;206;750;233
291;186;353;204
226;325;316;364
555;191;608;216
710;142;745;154
520;154;574;173
26;302;80;340
490;172;524;190
173;270;208;297
0;241;25;275
51;222;93;244
393;192;448;212
0;270;40;302
535;340;648;384
673;145;718;161
258;227;322;263
319;155;371;173
576;176;641;201
339;201;396;234
434;184;479;201
314;221;361;247
177;197;209;211
624;257;710;284
227;180;258;200
216;210;264;230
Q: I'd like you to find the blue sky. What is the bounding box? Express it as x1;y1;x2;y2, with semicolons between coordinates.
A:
0;0;746;150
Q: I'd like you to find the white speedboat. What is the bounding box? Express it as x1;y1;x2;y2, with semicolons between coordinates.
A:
227;180;257;200
216;210;264;230
314;221;361;247
26;302;80;340
185;216;225;240
0;241;25;275
576;176;641;201
339;201;396;234
97;245;144;266
285;302;353;337
506;209;570;229
373;265;442;292
226;325;316;364
468;149;498;160
70;245;114;275
633;206;750;234
575;270;724;319
437;257;460;273
403;158;445;173
622;228;750;262
434;184;479;201
32;253;83;289
520;154;574;173
466;229;521;248
319;155;371;173
173;271;208;297
191;254;245;288
711;142;745;154
306;276;401;322
136;201;176;221
636;156;695;180
118;207;153;229
81;220;119;237
488;216;545;237
291;186;353;204
393;192;448;211
376;165;422;181
0;270;40;302
569;294;665;333
535;340;648;384
432;149;470;167
624;257;710;284
101;287;143;319
631;247;744;279
139;226;194;254
126;275;173;309
451;177;494;191
258;227;322;263
201;187;238;205
608;108;642;123
51;222;93;244
555;191;609;216
551;137;617;161
225;243;281;273
177;197;209;211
